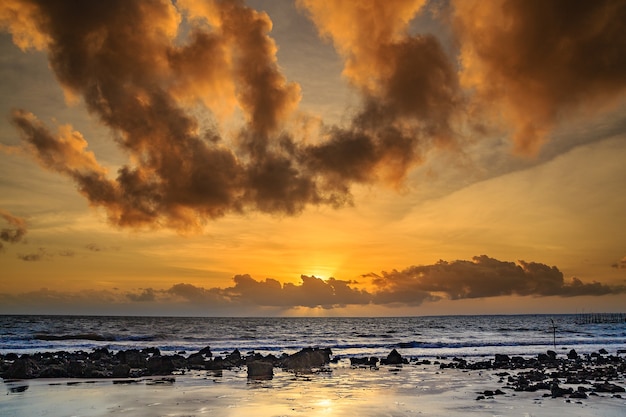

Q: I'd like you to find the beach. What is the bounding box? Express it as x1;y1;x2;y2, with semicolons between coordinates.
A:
2;315;625;416
3;359;626;417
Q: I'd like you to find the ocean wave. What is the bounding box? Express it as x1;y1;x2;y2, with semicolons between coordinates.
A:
33;333;115;342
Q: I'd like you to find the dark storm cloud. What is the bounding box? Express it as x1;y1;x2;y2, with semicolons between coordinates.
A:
453;0;626;154
0;209;27;251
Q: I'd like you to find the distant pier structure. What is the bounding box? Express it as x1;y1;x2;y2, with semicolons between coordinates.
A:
575;312;626;324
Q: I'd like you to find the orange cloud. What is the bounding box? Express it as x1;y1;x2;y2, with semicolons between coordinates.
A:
3;0;626;232
453;0;626;154
299;0;460;186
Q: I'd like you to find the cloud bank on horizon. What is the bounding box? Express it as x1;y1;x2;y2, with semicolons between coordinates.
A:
1;0;625;231
1;255;624;313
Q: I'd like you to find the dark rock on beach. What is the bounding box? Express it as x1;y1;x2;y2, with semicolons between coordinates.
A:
3;356;41;379
381;349;407;365
247;359;274;379
350;357;379;367
281;347;332;371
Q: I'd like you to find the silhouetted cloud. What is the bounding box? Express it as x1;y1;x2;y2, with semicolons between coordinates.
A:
127;288;157;302
164;257;626;308
453;0;626;154
222;274;370;308
367;255;625;301
1;255;623;312
0;209;27;251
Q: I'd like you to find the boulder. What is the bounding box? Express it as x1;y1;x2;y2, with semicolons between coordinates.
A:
247;360;274;379
117;349;147;368
112;364;131;378
224;349;242;367
3;357;40;379
567;349;578;360
198;346;213;357
382;349;405;365
187;352;207;368
593;382;625;393
350;357;379;367
147;356;175;375
494;354;510;365
282;348;332;371
551;383;573;398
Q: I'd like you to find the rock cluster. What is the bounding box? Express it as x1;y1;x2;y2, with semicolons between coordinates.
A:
0;346;334;380
442;349;626;401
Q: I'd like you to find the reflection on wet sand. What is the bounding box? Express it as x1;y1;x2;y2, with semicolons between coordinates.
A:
1;363;625;417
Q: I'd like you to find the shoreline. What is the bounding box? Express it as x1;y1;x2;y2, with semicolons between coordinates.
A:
3;361;626;417
2;346;626;416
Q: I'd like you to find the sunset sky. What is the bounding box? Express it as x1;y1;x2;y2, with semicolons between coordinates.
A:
1;0;625;316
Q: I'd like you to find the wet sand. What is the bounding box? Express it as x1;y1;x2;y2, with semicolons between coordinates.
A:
2;362;625;417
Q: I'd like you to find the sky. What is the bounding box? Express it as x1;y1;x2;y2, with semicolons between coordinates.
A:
0;0;625;316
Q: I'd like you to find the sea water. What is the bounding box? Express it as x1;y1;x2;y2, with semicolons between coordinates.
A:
1;315;624;359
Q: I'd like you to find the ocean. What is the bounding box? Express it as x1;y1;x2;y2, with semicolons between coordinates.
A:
1;314;624;360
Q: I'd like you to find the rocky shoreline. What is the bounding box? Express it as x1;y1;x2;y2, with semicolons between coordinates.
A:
2;346;625;402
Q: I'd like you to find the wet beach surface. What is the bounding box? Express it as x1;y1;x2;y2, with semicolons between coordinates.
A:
2;353;626;417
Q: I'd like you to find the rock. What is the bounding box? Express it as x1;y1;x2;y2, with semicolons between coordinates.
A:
537;353;550;362
143;347;161;357
593;382;625;393
67;360;86;377
112;363;130;378
187;352;206;368
247;360;274;379
224;349;242;366
598;348;608;355
90;347;111;361
551;383;573;398
567;349;578;360
3;357;41;379
282;348;332;371
206;357;225;370
382;349;405;365
570;391;588;399
494;354;510;365
350;357;378;367
198;346;213;357
147;356;175;375
40;364;70;378
117;349;147;368
546;350;557;360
